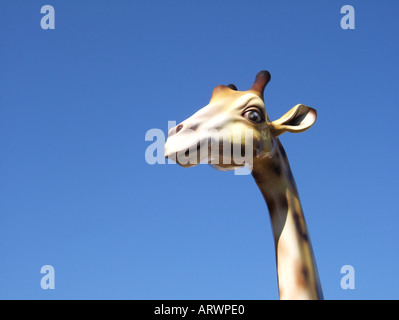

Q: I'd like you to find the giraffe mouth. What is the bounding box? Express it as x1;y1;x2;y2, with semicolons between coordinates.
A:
185;138;211;157
165;138;212;167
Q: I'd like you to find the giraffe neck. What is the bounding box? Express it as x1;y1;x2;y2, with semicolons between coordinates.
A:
252;139;323;300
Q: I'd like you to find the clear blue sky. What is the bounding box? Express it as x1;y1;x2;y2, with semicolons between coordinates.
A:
1;1;398;300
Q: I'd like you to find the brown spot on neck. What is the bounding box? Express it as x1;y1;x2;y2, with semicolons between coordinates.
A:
293;210;309;242
252;140;295;192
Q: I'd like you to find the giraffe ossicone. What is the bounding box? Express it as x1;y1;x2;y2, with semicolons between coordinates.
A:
164;70;323;300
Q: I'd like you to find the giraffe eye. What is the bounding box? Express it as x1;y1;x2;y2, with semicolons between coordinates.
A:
243;109;264;124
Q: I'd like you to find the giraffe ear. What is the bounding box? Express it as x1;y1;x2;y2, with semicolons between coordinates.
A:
270;104;317;137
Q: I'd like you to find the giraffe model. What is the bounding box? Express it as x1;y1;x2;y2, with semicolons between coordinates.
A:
164;71;323;300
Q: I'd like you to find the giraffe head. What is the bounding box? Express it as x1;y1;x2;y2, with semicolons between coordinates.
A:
164;71;317;171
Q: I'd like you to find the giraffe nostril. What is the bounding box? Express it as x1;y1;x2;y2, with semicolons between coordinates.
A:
176;124;183;133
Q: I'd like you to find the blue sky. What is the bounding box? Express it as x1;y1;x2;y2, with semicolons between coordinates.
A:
0;1;398;299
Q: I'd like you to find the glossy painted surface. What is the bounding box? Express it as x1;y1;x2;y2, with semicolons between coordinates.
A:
165;71;322;299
